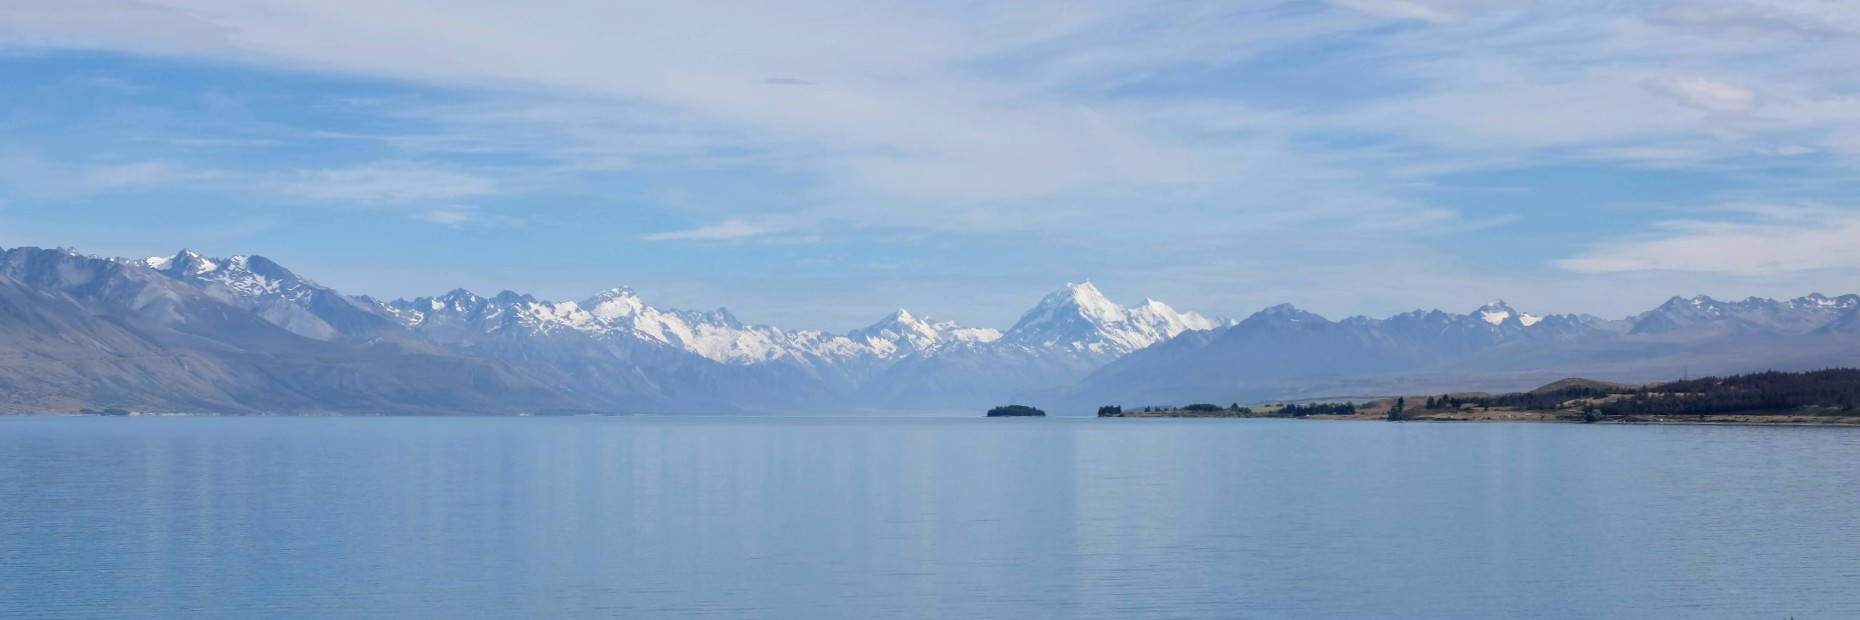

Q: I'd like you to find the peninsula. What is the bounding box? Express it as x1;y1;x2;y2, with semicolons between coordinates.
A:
1096;369;1860;425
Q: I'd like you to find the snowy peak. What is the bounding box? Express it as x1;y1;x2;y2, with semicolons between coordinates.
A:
1042;282;1123;322
852;309;941;346
1627;293;1860;336
1661;294;1725;313
152;250;316;301
149;249;217;275
1786;293;1860;310
1473;300;1542;327
387;285;1005;366
878;308;924;327
142;249;397;340
584;287;645;320
848;308;1002;358
1004;282;1219;355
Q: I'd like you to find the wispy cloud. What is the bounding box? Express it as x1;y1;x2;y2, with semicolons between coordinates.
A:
1328;0;1522;25
417;208;476;226
1647;76;1758;114
645;218;794;242
282;163;496;205
1556;205;1860;276
83;161;214;188
13;0;1859;216
1646;3;1856;42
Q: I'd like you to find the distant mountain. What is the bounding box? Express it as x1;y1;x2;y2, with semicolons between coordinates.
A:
3;243;1857;416
1473;301;1541;327
999;282;1222;355
0;247;581;415
0;246;1210;414
371;286;1013;412
1630;294;1860;336
144;250;408;342
857;282;1223;410
848;309;1002;359
1037;295;1860;411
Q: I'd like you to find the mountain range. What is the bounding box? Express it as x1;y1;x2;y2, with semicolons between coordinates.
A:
1038;296;1860;410
2;245;1856;415
0;246;1213;414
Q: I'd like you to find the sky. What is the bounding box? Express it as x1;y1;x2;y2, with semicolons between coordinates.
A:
2;0;1859;331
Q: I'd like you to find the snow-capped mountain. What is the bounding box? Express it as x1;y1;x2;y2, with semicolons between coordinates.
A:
999;282;1221;355
146;250;398;341
0;246;582;415
1039;294;1860;410
847;309;1002;358
1474;301;1542;327
380;286;1001;368
1632;294;1860;336
855;282;1227;409
583;290;999;366
7;243;1859;416
364;279;1214;411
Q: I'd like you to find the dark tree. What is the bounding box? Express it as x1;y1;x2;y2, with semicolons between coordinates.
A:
987;405;1046;417
1277;402;1355;417
1598;369;1860;417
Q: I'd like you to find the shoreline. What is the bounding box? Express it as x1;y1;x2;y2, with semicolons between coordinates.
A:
1105;410;1860;426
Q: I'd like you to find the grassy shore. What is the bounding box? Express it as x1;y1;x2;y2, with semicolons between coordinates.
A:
1105;371;1860;425
1324;399;1860;425
1111;405;1860;425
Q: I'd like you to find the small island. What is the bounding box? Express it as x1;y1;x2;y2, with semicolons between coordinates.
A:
986;405;1046;417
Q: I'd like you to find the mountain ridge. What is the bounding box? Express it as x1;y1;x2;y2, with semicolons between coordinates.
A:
1036;294;1860;411
3;244;1858;415
0;246;1224;414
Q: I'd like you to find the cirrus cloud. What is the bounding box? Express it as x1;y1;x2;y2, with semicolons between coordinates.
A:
1556;205;1860;276
282;162;497;205
645;218;795;242
1648;76;1758;113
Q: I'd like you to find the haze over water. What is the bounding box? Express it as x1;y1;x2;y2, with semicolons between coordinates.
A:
4;416;1858;619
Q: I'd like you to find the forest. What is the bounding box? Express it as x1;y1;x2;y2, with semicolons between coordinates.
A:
1597;369;1860;417
1424;369;1860;417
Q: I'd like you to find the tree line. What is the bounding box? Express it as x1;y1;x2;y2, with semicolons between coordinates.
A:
1599;369;1860;417
1098;402;1357;417
1422;369;1860;417
1424;385;1627;412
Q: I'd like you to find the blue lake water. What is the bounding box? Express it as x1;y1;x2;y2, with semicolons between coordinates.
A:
3;416;1859;619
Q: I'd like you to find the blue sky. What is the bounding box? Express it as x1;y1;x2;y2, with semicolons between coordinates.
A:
2;0;1859;331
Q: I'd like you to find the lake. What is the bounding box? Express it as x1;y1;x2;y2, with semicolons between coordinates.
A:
3;416;1858;618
